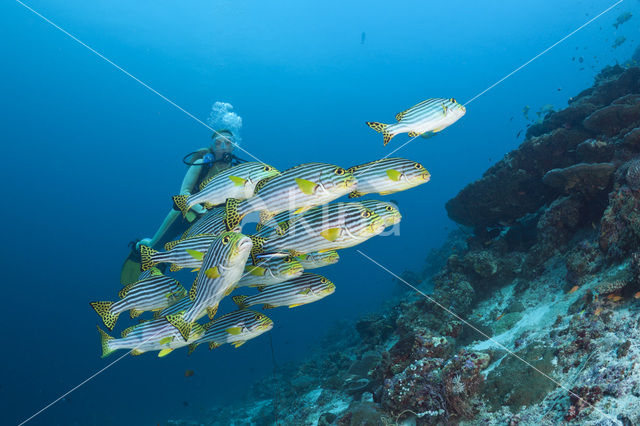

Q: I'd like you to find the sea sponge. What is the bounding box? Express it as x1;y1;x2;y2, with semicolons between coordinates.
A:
625;158;640;191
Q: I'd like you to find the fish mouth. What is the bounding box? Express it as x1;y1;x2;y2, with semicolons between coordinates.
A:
238;237;253;252
421;172;431;181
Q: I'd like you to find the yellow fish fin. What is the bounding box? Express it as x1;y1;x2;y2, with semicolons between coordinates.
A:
259;210;274;225
204;267;220;279
293;205;313;214
172;195;190;217
166;312;191;341
158;336;173;345
289;303;304;308
170;263;182;272
379;190;398;195
246;266;266;276
226;326;242;335
199;175;215;191
263;303;276;309
209;341;221;350
90;301;119;331
320;228;341;242
189;279;197;301
129;309;143;319
185;249;204;261
407;131;420;137
206;304;218;320
348;191;364;198
228;175;247;186
130;349;144;356
386;169;402;182
158;348;174;357
231;340;246;348
395;110;408;121
295;178;318;195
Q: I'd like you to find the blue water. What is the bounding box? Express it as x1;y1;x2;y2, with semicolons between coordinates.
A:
1;0;637;424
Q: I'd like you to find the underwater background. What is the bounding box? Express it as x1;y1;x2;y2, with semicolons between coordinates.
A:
1;0;639;424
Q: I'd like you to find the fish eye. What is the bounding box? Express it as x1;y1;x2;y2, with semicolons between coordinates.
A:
263;165;272;171
385;205;393;211
450;98;456;103
361;210;372;218
334;167;346;176
320;278;327;284
413;163;423;170
222;235;231;244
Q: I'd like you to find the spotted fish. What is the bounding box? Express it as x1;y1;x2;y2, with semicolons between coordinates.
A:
166;232;253;340
90;273;186;330
139;234;217;272
189;310;273;352
235;256;304;288
347;158;430;198
295;251;340;269
172;162;279;216
232;273;335;310
97;319;206;358
223;163;357;231
180;207;233;240
251;202;386;258
359;200;402;228
366;98;466;145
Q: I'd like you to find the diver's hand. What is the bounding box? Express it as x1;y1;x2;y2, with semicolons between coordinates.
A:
191;204;207;215
136;238;152;250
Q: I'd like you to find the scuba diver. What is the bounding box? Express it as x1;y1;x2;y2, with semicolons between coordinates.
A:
120;129;245;285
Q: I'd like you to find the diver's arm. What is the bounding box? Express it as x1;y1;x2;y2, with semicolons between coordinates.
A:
180;158;207;214
139;209;182;250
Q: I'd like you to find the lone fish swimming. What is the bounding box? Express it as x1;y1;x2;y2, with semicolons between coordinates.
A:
366;98;466;145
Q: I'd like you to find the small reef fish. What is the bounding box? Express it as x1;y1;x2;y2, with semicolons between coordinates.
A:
607;294;623;302
172;162;279;216
358;200;402;228
366;98;466;145
180;207;237;240
251;202;386;258
184;370;194;378
612;36;626;49
97;319;205;358
167;232;253;341
136;266;162;281
140;234;217;272
613;12;632;29
189;310;273;352
232;272;335;310
235;256;304;288
224;163;357;230
346;158;430;198
90;273;186;330
634;291;640;299
295;251;340;269
568;285;579;294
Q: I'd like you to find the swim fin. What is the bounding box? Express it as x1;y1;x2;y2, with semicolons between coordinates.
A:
120;248;142;286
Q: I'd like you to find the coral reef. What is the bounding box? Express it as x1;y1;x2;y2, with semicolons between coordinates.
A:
168;61;640;426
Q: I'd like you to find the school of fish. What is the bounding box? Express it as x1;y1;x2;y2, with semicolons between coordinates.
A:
90;98;464;358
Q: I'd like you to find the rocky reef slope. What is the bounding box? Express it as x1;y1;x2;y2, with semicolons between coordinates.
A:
170;64;640;425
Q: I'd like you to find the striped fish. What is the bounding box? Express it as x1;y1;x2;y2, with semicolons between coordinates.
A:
90;274;186;330
359;200;402;228
166;232;253;340
223;163;357;230
136;267;162;281
180;207;231;240
252;202;386;258
232;273;335;310
172;162;279;217
235;256;304;288
97;319;206;358
347;158;430;198
189;310;273;351
366;98;466;145
296;251;340;269
140;234;216;272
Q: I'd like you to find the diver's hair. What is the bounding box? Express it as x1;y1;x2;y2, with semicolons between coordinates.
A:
207;102;242;145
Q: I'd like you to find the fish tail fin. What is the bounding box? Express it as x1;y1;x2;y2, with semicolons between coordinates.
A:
139;245;159;271
232;295;249;309
166;312;191;341
172;195;190;218
90;301;119;331
224;198;242;231
97;325;115;358
187;343;199;355
366;122;394;146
